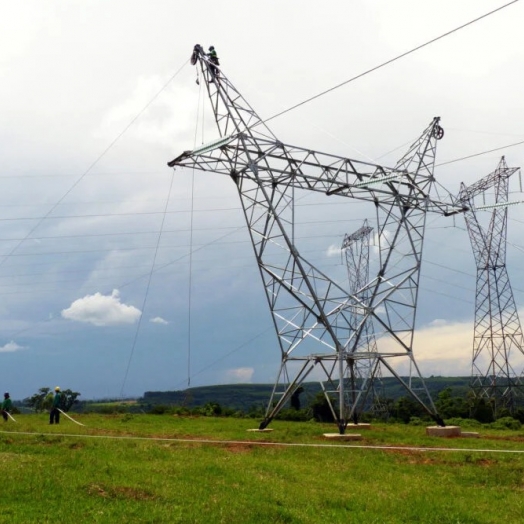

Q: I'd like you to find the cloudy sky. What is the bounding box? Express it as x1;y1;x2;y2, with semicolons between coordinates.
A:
2;0;524;400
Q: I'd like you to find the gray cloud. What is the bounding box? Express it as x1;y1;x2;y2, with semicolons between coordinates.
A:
2;0;524;398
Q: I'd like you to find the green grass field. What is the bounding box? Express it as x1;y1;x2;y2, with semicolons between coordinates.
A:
1;414;523;523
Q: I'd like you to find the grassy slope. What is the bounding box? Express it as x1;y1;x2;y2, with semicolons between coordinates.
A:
0;415;523;523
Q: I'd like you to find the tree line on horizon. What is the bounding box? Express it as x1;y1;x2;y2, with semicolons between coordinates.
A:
14;378;524;426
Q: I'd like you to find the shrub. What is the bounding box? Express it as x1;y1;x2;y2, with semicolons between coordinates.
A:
149;404;171;415
194;402;223;416
490;417;522;430
445;417;482;428
276;408;310;422
171;406;191;416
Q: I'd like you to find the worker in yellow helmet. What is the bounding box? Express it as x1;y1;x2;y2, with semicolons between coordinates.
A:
50;386;61;424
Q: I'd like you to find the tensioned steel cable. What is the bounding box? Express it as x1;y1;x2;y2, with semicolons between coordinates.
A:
0;58;189;268
171;326;274;391
256;1;520;127
437;139;524;166
184;77;209;388
120;172;176;397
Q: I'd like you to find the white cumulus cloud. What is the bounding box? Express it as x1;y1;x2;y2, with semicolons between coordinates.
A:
0;341;25;353
326;244;342;257
377;318;472;377
150;316;169;325
61;289;141;327
226;367;254;383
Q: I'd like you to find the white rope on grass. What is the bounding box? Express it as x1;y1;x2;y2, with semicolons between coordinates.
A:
57;409;85;426
1;430;524;455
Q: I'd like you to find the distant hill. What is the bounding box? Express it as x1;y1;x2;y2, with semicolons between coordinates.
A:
142;376;471;411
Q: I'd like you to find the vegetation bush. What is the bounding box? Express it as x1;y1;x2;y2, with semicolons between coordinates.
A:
489;417;522;430
149;404;172;415
394;396;428;423
513;408;524;423
171;406;192;417
247;405;265;418
444;417;482;428
276;408;310;422
434;388;470;419
408;416;426;426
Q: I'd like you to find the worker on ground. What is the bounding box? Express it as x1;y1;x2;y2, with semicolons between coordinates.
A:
207;46;219;76
50;386;61;425
1;392;12;422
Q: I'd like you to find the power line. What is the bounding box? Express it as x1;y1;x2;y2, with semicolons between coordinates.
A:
0;197;368;224
437;138;524;166
0;59;189;270
259;1;520;126
120;173;176;397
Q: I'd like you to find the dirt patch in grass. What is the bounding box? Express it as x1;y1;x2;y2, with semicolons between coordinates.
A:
87;483;156;500
149;432;198;440
224;442;254;453
382;448;443;465
483;435;524;443
474;458;498;466
85;428;140;438
112;486;156;500
383;448;499;468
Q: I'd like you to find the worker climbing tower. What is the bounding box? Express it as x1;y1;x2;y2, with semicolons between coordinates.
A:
458;157;524;415
169;45;462;432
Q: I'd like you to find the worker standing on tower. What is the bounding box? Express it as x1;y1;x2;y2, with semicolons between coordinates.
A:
207;46;219;76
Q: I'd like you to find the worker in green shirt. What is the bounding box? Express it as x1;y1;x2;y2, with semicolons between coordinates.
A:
50;386;62;424
2;392;12;421
207;46;219;76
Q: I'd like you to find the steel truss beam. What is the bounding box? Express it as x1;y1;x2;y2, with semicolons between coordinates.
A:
169;44;462;432
459;157;524;415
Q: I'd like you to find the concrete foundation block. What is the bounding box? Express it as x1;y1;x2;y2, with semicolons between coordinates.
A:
323;433;362;440
345;423;371;430
426;425;462;437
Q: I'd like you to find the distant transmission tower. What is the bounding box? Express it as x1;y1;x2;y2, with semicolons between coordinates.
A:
169;44;463;433
458;157;524;415
341;221;385;417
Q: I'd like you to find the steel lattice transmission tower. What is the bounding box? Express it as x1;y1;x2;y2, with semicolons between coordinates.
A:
169;45;461;433
341;221;385;416
458;157;524;414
